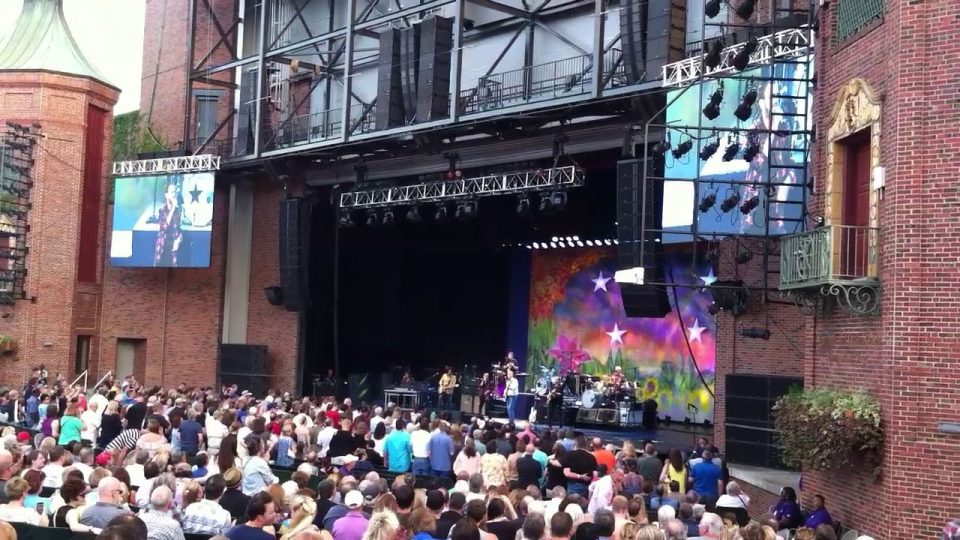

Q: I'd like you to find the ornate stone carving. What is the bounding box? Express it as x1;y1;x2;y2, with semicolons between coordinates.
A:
826;78;882;141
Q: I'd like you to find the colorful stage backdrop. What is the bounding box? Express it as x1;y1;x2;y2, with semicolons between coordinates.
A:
526;247;716;421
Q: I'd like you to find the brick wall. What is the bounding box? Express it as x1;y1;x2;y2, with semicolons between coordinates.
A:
733;478;780;522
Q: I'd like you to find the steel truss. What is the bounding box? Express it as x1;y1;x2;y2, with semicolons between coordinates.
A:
661;27;813;87
112;155;221;177
339;165;583;209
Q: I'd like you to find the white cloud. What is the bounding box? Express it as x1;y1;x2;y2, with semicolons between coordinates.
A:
0;0;146;114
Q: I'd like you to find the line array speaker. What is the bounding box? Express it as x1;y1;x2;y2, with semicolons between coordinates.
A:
645;0;687;78
279;197;312;312
399;25;421;123
376;29;404;130
416;16;453;122
619;0;647;83
218;344;269;395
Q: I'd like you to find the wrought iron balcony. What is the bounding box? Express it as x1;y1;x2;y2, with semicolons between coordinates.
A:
780;225;880;315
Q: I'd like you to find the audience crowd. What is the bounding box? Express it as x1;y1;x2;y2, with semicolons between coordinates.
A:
0;368;937;540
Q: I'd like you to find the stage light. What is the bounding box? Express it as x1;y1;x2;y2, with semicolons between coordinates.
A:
455;200;478;220
532;242;540;249
604;239;613;246
672;139;693;159
516;196;532;217
740;195;760;214
705;0;722;18
699;140;720;161
551;191;567;210
704;40;723;69
557;241;567;248
526;245;532;250
732;38;758;71
565;237;574;242
552;236;559;242
539;193;552;212
653;140;672;155
735;0;756;19
702;88;723;120
722;141;741;161
382;209;396;226
576;241;584;247
434;204;449;222
586;240;594;246
720;192;741;213
734;89;758;121
365;210;380;227
699;193;717;213
572;235;579;241
743;141;761;162
338;209;354;227
736;249;754;264
741;327;770;339
406;205;423;222
550;242;558;248
613;239;619;244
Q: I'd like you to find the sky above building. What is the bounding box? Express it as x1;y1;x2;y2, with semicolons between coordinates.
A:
0;0;146;114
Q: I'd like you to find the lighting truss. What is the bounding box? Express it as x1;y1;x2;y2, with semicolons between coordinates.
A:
662;27;813;87
339;165;584;210
112;155;221;177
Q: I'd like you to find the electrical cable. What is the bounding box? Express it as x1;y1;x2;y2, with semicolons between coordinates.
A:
666;262;715;397
145;0;170;151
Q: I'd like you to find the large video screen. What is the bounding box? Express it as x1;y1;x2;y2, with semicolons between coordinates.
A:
110;173;215;268
662;56;812;242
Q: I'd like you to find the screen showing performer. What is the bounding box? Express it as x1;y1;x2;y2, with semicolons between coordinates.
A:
110;172;215;268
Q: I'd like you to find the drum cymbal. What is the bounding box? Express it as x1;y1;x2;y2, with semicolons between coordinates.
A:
516;372;530;376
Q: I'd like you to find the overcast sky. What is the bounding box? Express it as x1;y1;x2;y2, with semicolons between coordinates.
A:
0;0;146;113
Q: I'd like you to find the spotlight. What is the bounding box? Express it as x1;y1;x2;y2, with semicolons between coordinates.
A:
406;205;423;222
455;200;478;220
734;89;758;121
704;40;723;69
532;242;540;249
743;141;761;162
705;0;722;18
572;236;579;241
586;240;594;246
576;241;584;247
653;140;672;155
565;237;574;242
732;38;758;71
365;210;380;227
604;239;613;246
741;327;770;339
698;193;717;213
720;192;741;213
702;88;723;120
552;236;559;242
539;193;552;212
434;205;449;222
722;141;741;161
699;140;720;161
382;209;396;226
740;195;760;214
550;242;558;248
735;0;756;19
338;209;354;227
613;239;619;244
736;249;754;264
516;197;532;217
672;140;693;159
551;191;567;210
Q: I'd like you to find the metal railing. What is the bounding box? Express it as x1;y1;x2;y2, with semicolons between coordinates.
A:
780;225;878;289
459;55;593;115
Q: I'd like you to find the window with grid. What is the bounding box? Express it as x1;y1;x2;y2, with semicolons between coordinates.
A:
835;0;884;41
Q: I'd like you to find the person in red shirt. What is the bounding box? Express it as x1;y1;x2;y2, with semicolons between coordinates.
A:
325;404;341;425
591;437;617;474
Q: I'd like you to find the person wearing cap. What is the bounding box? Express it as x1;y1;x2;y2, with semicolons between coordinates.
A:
331;490;369;540
219;467;252;523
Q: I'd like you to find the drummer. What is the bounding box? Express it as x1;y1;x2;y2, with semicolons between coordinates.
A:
609;366;625;387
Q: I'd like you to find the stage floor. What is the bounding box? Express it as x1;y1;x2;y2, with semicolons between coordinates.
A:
485;416;711;452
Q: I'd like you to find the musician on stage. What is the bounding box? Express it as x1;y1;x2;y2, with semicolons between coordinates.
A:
401;369;414;386
609;366;625;387
546;379;564;428
504;370;519;424
438;367;457;412
502;352;518;373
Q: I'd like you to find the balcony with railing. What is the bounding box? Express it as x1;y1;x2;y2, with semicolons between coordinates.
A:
780;225;880;315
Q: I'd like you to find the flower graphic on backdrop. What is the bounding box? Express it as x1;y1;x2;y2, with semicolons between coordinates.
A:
548;335;591;374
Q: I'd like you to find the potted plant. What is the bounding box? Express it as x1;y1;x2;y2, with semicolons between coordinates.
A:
0;335;17;355
773;387;884;480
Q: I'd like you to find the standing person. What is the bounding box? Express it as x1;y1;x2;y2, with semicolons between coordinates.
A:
561;436;597;497
240;436;278;496
219;468;251;523
480;441;508;488
636;443;662;485
58;403;85;446
439;367;457;413
505;371;519;424
591;438;616;473
428;423;455;478
226;491;277;540
410;418;432;477
178;409;205;456
1;391;22;426
98;401;124;448
659;449;687;495
331;490;369;540
453;439;480;478
516;444;543;490
689;449;722;508
384;419;413;473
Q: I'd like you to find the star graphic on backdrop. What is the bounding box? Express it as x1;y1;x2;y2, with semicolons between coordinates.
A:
688;319;707;343
699;269;718;287
189;184;202;203
592;272;611;292
606;323;627;346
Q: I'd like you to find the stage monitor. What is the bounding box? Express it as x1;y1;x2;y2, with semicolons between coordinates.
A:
110;173;215;268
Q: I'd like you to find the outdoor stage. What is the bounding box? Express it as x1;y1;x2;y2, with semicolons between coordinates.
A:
484;415;711;452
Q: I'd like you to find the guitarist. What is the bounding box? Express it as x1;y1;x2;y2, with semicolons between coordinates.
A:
547;379;565;428
438;366;457;412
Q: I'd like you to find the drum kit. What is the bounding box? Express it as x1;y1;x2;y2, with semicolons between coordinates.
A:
483;363;530;398
528;366;638;409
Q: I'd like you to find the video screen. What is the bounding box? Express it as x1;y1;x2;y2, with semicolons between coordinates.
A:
661;56;812;242
110;173;215;268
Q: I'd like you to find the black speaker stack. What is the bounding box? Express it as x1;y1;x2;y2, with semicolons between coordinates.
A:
376;16;453;129
278;197;312;312
619;0;686;84
218;344;269;397
616;158;671;318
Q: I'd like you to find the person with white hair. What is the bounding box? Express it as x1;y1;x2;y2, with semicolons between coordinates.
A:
370;406;385;434
715;481;750;509
657;504;677;526
661;518;687;540
698;512;723;539
139;485;184;540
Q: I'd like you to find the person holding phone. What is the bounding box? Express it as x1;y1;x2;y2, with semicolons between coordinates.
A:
0;477;49;525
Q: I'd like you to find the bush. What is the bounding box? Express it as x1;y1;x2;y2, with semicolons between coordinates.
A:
772;387;883;480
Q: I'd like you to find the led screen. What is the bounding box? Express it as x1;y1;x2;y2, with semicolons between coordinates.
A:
662;56;813;242
110;173;215;268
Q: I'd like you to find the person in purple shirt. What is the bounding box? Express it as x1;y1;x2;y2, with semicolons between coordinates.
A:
331;490;369;540
428;424;455;477
772;487;803;530
804;494;833;529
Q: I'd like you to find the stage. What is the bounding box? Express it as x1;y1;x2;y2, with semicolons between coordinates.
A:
481;416;711;452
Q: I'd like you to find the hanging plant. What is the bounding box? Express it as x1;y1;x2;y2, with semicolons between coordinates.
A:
772;387;883;480
0;335;17;355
